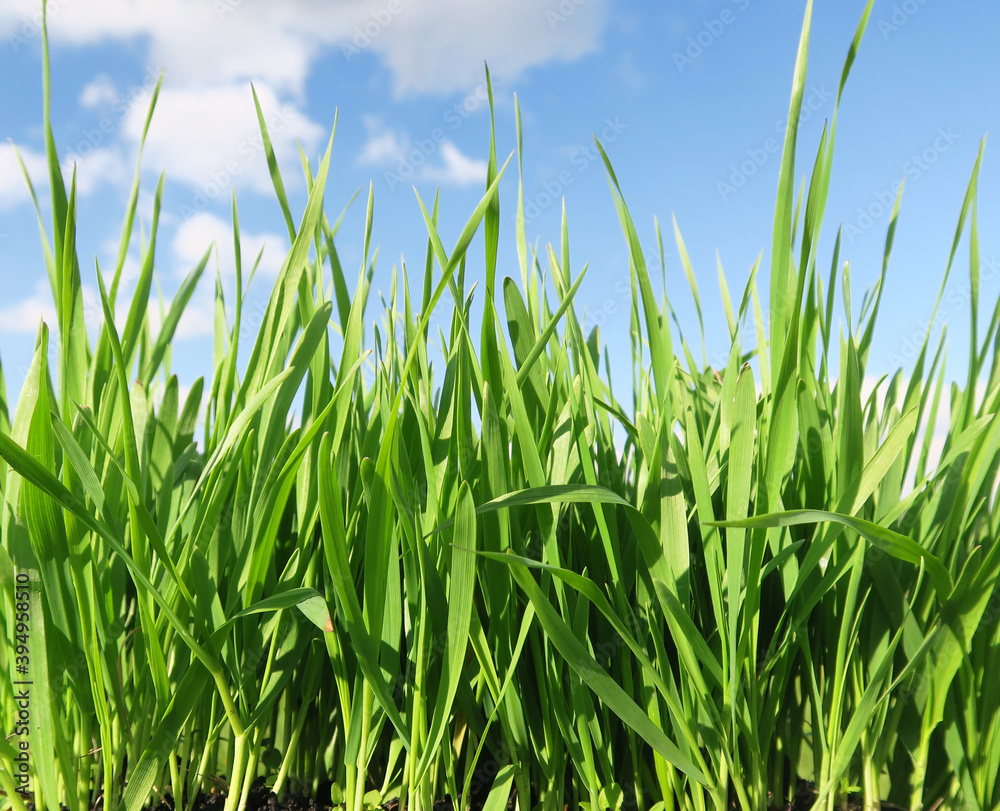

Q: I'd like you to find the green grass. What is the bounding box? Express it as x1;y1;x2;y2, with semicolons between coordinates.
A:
2;1;1000;810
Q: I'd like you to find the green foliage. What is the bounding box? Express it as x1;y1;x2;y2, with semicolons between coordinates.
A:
2;2;999;811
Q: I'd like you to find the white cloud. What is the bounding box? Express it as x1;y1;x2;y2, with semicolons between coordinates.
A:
123;83;324;200
358;115;407;165
0;278;123;336
0;271;223;347
421;142;487;186
63;146;129;195
1;0;608;226
365;0;608;96
173;302;216;340
617;51;645;91
94;249;146;297
0;0;609;97
359;119;486;186
0;290;56;333
0;0;316;95
0;142;46;210
79;75;119;108
173;211;288;278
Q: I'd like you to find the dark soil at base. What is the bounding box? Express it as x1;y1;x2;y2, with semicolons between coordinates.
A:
150;779;316;811
17;778;913;811
144;782;461;811
785;781;910;810
141;783;913;811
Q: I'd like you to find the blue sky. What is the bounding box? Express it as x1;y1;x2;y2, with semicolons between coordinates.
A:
1;0;998;415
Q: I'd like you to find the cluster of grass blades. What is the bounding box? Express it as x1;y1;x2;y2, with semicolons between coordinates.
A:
2;1;1000;810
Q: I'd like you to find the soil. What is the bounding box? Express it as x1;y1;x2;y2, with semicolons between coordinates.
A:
141;781;461;811
150;779;316;811
140;779;912;811
15;778;914;811
783;780;910;810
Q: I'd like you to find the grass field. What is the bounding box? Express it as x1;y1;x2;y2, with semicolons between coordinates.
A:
2;1;1000;810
